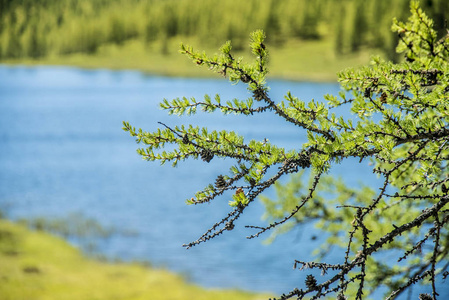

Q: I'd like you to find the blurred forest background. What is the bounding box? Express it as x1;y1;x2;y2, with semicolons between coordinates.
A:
1;1;449;299
1;0;448;80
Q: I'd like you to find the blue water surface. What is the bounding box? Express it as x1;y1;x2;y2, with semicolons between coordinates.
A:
0;65;446;298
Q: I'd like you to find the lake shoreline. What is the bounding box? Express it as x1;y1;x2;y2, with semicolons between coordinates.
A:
1;61;339;83
0;218;270;300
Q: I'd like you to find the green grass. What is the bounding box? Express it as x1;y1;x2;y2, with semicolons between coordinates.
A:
2;37;383;82
268;39;383;82
0;219;270;300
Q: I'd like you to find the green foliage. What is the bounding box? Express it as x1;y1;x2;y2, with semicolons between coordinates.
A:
125;1;449;299
1;0;448;62
229;188;249;208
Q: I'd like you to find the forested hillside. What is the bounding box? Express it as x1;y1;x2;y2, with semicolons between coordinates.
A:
1;0;448;76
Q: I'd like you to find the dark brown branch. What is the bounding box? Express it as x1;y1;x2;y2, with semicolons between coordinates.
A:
245;169;323;239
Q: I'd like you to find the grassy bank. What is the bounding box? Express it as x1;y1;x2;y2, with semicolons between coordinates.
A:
2;37;382;82
0;218;269;300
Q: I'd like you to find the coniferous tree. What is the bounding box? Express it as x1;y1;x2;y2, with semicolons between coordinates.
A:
264;0;282;45
5;26;22;58
124;1;449;299
350;0;368;52
334;4;346;55
108;16;126;45
27;26;41;58
298;2;321;40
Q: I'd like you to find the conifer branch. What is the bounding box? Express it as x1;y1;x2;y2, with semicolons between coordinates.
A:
124;3;449;298
245;169;323;239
